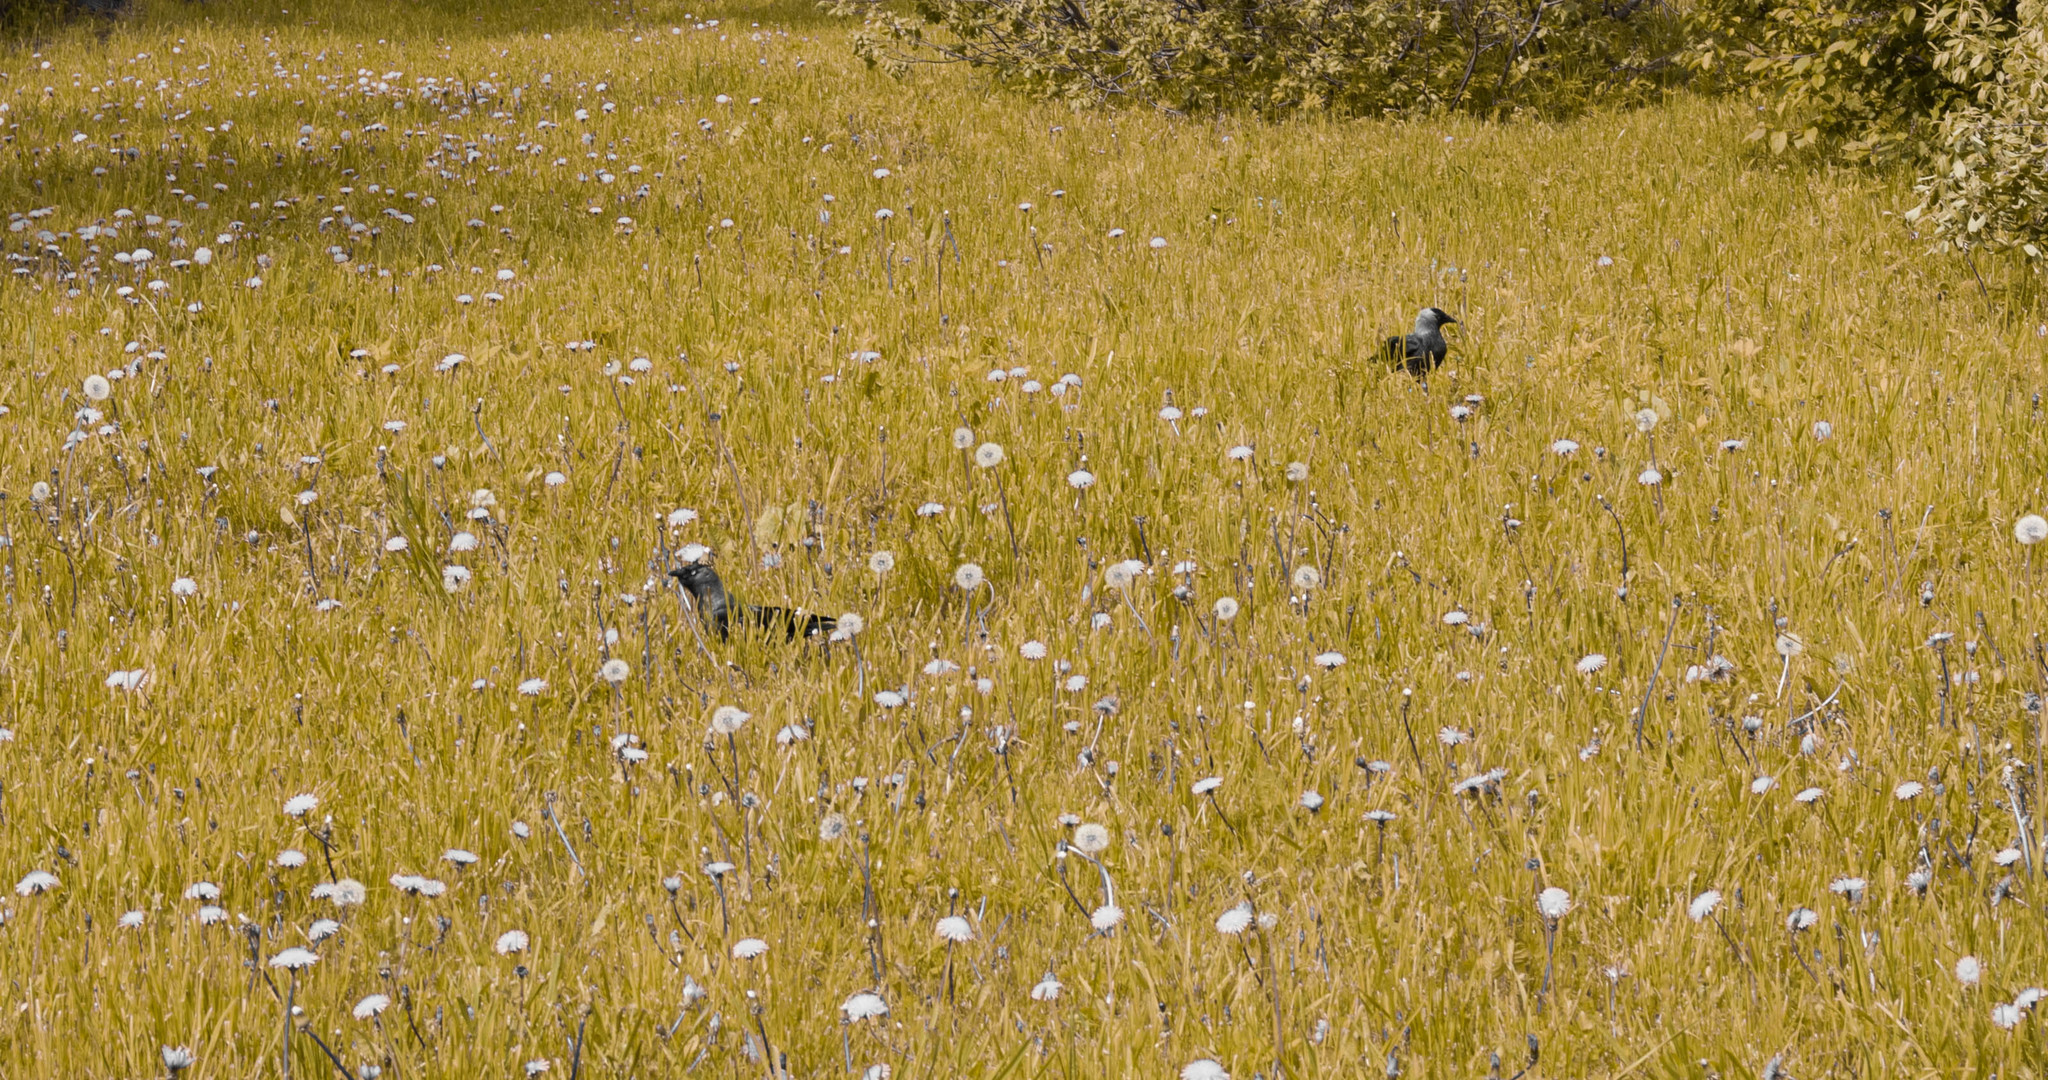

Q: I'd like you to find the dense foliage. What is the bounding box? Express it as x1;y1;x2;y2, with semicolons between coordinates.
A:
1906;0;2048;260
837;0;1687;115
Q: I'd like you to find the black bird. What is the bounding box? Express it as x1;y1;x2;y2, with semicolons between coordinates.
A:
1385;307;1458;376
670;562;836;642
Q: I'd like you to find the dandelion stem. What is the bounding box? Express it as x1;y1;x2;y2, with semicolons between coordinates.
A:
281;972;296;1080
1634;595;1680;750
541;794;586;876
995;470;1020;565
297;1023;353;1080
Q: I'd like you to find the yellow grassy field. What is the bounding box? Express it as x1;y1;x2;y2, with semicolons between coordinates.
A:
3;0;2047;1075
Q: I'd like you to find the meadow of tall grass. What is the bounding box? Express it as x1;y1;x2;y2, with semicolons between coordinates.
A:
3;1;2047;1075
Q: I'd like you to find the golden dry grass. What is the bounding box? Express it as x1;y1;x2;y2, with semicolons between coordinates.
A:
3;1;2048;1077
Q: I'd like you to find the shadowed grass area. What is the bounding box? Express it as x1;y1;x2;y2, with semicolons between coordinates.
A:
2;1;2047;1077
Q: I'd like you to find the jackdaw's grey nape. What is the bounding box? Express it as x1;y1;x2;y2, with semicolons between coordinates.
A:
670;561;836;642
1385;307;1458;377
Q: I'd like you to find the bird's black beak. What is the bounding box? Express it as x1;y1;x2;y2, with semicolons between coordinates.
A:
1442;315;1458;325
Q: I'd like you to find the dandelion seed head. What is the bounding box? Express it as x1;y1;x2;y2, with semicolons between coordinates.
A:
842;992;889;1021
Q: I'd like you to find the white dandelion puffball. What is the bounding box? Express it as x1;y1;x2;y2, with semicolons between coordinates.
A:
1443;610;1470;626
954;563;985;591
1551;438;1580;456
677;543;710;564
1787;907;1818;932
449;532;479;553
162;1046;195;1071
306;920;340;944
1894;781;1924;801
1291;565;1321;590
951;427;975;450
666;508;698;528
1957;955;1982;986
2017;515;2048;545
1149;236;1168;249
83;373;112;401
842;992;889;1021
1104;559;1145;591
1213;597;1240;621
1020;640;1048;660
1181;1060;1229;1080
283;793;319;817
353;994;391;1020
1688;889;1722;921
495;930;529;955
518;678;548;696
1812;420;1833;441
120;910;147;929
935;916;975;943
1993;1003;2023;1030
277;849;307;868
732;937;769;960
1068;469;1095;490
269;947;319;970
1285;461;1310;483
16;870;59;896
1192;776;1224;796
441;565;472;593
1633;408;1659;433
710;705;751;735
1576;654;1607;675
1215;904;1254;935
1072;823;1111;854
1538;887;1572;920
974;442;1006;468
1637;467;1663;487
1090;904;1124;931
1794;787;1824;804
599;659;630;684
868;550;896;573
1750;776;1776;794
382;536;409;553
1029;974;1062;1001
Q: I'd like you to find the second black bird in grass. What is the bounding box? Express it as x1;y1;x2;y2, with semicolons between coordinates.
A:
1385;307;1457;376
670;562;836;642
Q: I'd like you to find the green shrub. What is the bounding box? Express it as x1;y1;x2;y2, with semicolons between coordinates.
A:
1683;0;2026;162
835;0;1687;116
1906;0;2048;260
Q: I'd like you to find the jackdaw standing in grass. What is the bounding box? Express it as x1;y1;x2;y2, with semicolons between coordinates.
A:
1385;307;1458;377
670;562;836;642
